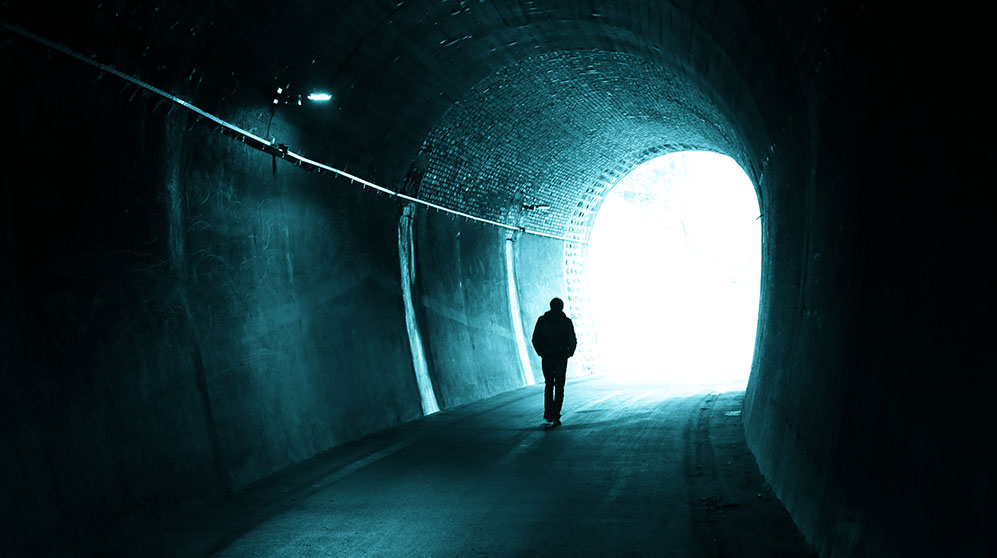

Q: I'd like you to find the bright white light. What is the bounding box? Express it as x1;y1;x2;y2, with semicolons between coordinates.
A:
588;151;760;390
306;92;333;101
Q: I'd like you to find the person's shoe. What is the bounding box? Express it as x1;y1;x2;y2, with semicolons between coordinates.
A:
552;419;561;427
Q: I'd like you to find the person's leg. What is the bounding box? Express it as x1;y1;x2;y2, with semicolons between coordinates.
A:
541;359;555;421
552;359;567;421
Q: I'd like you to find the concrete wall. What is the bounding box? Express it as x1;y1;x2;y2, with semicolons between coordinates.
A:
1;41;426;555
412;211;524;408
740;9;994;557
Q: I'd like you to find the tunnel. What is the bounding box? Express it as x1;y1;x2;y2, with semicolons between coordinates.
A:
1;2;993;556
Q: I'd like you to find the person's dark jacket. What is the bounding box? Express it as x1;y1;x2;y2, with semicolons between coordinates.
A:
532;310;577;359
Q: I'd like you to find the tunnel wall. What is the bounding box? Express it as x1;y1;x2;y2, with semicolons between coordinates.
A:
0;43;426;555
741;8;995;557
411;211;525;408
406;218;575;401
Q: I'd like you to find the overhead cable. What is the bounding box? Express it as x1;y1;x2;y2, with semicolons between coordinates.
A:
0;19;587;245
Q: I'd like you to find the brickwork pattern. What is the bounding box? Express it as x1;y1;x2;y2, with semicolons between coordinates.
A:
415;49;741;240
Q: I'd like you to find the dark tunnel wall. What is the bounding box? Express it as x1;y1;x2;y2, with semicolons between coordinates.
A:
0;39;430;554
737;8;995;556
2;1;995;556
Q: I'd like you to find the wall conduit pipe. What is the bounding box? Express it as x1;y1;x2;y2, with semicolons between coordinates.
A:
505;233;535;386
399;205;440;415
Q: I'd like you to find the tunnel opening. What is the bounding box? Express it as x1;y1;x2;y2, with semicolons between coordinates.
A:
586;151;761;391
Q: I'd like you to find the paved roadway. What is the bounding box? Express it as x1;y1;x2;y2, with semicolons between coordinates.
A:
129;375;815;557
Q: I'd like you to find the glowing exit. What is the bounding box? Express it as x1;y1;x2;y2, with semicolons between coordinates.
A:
587;151;761;390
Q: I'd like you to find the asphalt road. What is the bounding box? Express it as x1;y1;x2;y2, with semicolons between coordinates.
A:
127;375;815;557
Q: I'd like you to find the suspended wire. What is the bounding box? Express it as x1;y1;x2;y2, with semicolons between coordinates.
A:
0;19;587;245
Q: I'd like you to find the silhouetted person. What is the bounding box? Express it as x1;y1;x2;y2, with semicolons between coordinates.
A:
531;297;577;427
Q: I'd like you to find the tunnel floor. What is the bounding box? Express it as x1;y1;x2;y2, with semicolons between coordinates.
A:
122;376;815;557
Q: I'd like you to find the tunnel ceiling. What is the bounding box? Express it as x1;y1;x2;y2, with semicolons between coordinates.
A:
415;49;743;238
2;0;804;236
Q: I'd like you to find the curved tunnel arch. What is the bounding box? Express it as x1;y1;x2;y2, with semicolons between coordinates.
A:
401;42;763;383
249;1;786;201
412;49;748;236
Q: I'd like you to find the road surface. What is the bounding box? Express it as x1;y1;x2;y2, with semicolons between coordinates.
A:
125;375;815;557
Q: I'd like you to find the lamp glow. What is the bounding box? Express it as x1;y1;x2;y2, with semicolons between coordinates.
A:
307;92;333;101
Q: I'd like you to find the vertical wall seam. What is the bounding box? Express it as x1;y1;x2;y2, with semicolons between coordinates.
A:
505;234;535;386
399;205;440;415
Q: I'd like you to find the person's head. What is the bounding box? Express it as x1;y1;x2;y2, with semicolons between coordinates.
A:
549;298;564;312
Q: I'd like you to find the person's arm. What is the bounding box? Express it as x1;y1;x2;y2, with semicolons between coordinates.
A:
566;319;577;357
531;317;545;356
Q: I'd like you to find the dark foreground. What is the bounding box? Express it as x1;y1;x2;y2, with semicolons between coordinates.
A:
120;375;815;557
